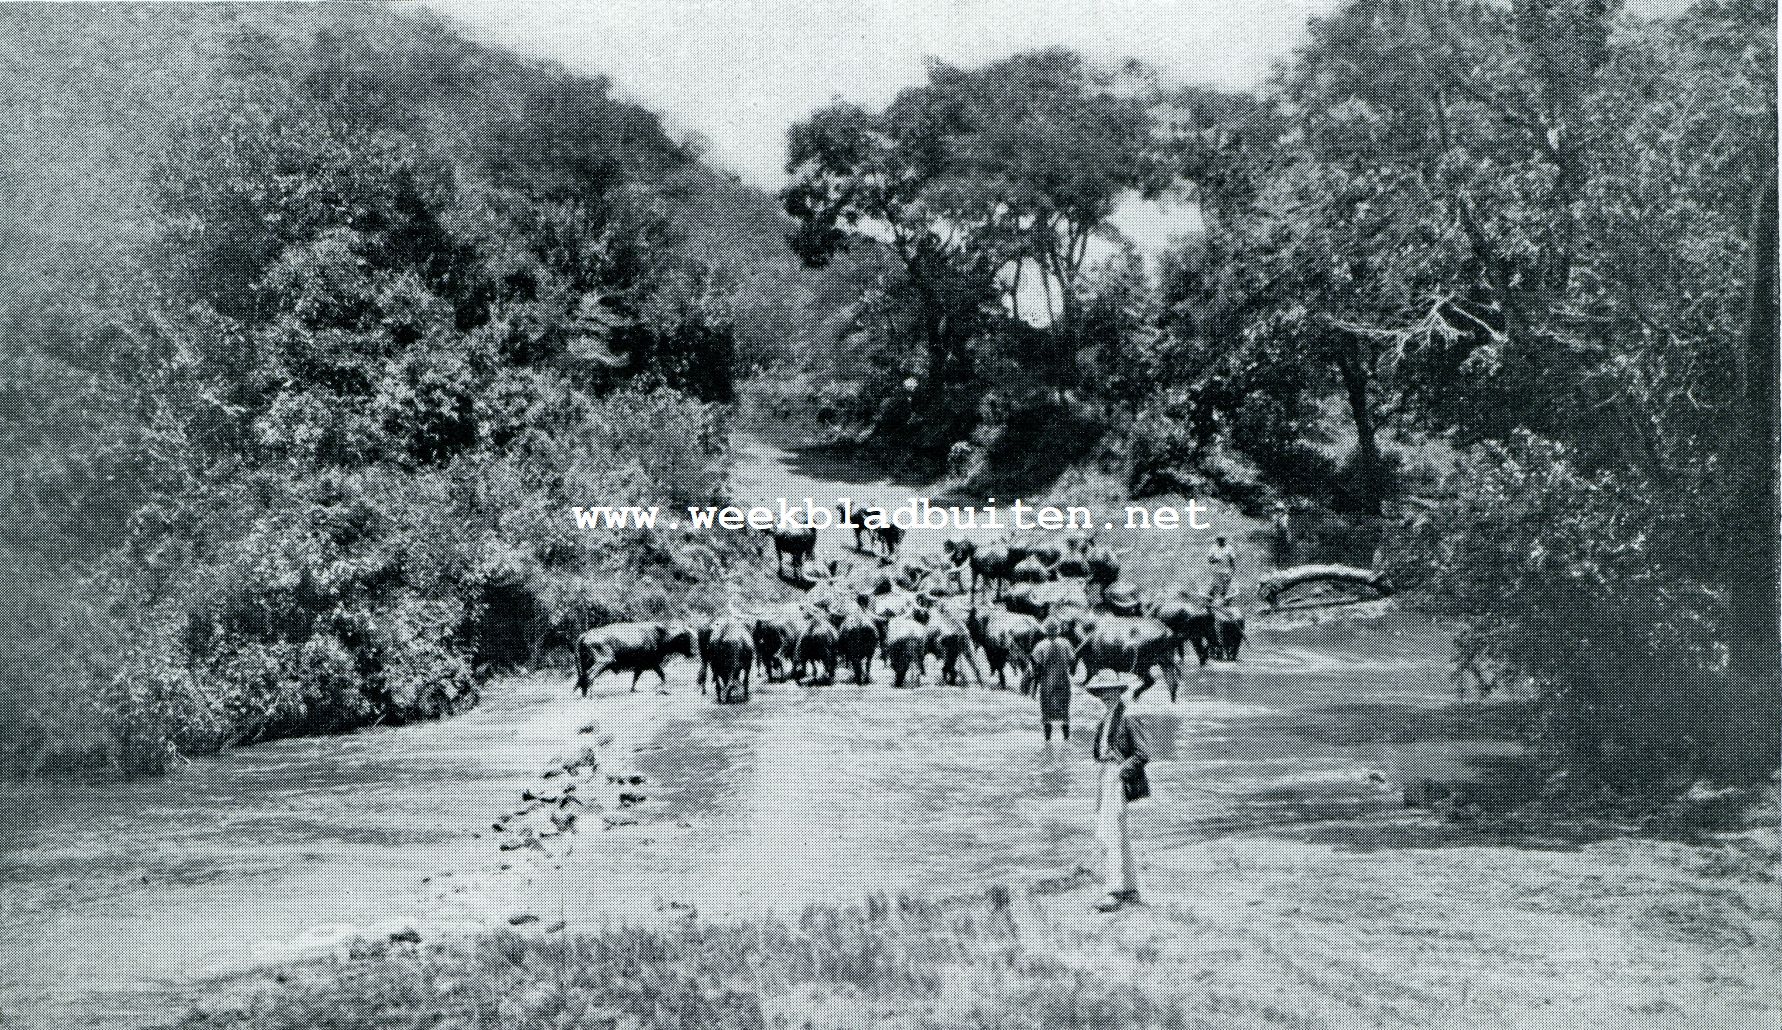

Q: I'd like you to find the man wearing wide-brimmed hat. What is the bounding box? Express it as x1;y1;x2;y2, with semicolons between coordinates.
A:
1087;672;1150;912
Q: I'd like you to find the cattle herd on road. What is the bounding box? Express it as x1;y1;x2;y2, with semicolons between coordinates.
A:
574;516;1248;706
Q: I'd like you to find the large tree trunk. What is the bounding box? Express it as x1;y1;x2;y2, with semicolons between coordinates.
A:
1729;160;1779;684
1336;343;1385;517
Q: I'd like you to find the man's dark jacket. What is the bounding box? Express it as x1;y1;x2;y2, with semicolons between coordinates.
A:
1093;698;1150;802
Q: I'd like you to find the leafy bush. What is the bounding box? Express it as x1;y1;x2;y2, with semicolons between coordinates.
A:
0;21;748;776
1126;393;1205;498
1395;434;1779;792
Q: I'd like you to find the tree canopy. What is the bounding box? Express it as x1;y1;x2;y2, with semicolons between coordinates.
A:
782;49;1179;435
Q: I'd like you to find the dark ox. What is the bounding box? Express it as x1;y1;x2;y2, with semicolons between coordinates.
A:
873;522;905;559
1009;555;1052;585
834;607;878;684
1083;545;1127;602
938;536;976;593
766;525;817;579
697;618;755;704
575;622;696;695
967;608;1043;692
882;616;928;688
923;607;980;686
969;543;1016;600
839;504;902;558
1151;595;1246;665
1073;615;1182;701
793;616;839;684
752;608;803;682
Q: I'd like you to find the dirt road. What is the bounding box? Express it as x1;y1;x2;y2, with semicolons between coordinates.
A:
2;433;1776;1029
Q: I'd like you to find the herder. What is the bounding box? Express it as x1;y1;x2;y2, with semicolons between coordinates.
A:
1269;501;1293;565
1207;534;1237;599
1087;674;1150;912
1030;618;1075;741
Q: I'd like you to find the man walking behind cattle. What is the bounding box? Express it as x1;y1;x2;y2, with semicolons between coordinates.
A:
1207;534;1237;599
1030;619;1075;740
1088;675;1150;912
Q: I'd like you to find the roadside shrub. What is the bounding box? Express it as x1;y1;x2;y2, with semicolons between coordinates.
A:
1127;394;1203;497
1397;434;1779;793
78;385;735;771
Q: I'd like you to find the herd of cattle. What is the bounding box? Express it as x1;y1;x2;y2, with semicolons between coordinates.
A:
573;511;1248;707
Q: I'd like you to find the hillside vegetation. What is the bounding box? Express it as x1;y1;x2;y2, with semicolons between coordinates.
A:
0;4;839;774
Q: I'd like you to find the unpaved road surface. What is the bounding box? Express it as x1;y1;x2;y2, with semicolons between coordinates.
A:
1;434;1776;1029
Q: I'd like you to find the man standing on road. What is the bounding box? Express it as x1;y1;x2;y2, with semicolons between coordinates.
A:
1031;618;1075;741
1088;675;1150;912
1269;501;1294;566
1208;534;1237;599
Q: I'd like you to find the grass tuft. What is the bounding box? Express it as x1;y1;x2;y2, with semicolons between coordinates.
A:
164;890;1243;1030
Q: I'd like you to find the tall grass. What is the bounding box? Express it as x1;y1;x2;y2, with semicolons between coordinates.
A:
168;891;1257;1030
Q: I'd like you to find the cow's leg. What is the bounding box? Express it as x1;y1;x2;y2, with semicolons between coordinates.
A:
585;651;618;695
962;648;985;688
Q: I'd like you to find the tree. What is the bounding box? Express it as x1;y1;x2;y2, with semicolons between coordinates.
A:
782;49;1177;413
782;99;1002;396
1394;0;1781;787
1150;0;1777;790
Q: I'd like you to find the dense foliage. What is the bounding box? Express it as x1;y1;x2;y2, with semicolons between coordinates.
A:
782;50;1178;450
1178;0;1777;791
0;11;756;774
784;1;1779;794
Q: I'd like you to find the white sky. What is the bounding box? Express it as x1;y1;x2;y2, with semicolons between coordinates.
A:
422;0;1348;262
419;0;1691;312
426;0;1334;188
